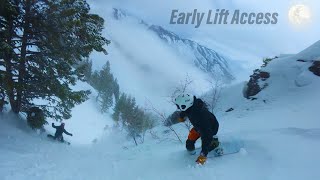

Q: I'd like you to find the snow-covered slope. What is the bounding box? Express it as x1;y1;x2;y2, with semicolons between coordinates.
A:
214;41;320;121
42;81;113;145
1;41;320;180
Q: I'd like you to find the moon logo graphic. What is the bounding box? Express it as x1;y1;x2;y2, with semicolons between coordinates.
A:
288;4;312;25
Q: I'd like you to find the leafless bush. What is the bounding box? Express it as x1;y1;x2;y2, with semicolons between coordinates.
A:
145;100;183;143
206;76;224;113
149;130;160;140
169;74;193;104
183;120;192;131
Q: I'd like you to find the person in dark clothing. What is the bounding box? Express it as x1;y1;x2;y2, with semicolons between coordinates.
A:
174;93;220;165
52;123;73;142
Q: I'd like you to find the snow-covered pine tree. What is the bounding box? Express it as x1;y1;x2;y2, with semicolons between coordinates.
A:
0;0;110;120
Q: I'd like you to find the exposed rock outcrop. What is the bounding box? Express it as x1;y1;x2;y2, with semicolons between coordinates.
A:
244;69;270;99
309;61;320;76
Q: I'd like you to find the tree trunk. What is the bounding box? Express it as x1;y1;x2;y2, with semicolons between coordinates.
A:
3;11;18;113
15;0;32;113
0;95;4;112
133;136;138;146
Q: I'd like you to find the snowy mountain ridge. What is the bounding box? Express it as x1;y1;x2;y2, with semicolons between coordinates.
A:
112;8;234;82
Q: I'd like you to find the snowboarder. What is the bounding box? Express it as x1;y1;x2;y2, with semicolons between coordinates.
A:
50;122;73;142
174;93;220;165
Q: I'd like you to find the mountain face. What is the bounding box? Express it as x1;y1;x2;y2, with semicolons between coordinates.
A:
112;8;234;82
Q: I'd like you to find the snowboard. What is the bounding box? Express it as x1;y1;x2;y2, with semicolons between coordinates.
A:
209;140;242;157
47;134;71;145
193;137;243;158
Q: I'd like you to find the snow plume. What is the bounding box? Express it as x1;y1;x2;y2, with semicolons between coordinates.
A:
88;3;213;113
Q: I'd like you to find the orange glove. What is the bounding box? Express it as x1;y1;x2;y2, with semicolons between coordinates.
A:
196;154;207;165
178;117;186;122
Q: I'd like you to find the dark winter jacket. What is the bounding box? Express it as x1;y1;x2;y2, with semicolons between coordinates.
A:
180;97;219;156
52;123;72;137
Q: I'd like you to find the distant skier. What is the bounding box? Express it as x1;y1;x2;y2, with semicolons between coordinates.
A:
174;93;220;165
50;122;73;142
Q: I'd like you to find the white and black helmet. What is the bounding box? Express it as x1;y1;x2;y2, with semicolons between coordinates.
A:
174;93;194;111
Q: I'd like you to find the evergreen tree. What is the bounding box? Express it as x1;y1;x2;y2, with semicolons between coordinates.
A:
75;58;93;82
112;93;155;145
0;0;110;120
89;61;120;113
112;93;127;122
113;78;120;102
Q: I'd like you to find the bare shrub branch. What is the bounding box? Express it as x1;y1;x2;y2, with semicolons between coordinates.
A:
169;74;193;104
206;74;224;112
145;99;183;143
